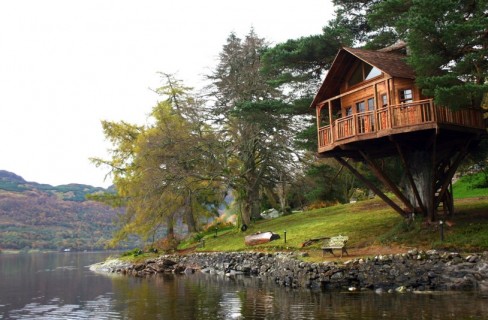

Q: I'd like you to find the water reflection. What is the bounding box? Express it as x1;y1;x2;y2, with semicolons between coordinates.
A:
1;253;487;319
109;271;488;319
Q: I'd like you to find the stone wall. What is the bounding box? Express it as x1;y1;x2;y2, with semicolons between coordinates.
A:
91;249;488;293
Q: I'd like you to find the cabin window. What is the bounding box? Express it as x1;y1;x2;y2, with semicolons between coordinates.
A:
356;101;365;113
367;98;375;111
348;62;382;87
399;89;413;104
345;106;352;116
381;94;388;107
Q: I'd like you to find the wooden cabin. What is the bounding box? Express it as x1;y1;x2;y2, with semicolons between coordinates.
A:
310;46;486;220
311;47;485;159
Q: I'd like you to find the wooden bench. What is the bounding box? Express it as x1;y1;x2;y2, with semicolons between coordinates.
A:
321;235;349;258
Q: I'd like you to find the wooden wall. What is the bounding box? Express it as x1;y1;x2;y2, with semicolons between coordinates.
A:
336;76;418;117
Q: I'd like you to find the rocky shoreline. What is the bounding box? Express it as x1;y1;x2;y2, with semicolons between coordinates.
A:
90;249;488;293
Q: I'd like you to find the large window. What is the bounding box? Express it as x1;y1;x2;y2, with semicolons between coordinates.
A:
348;62;382;87
356;98;374;114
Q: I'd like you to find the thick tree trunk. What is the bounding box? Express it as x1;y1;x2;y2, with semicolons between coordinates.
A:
404;151;434;219
249;184;262;221
241;201;252;227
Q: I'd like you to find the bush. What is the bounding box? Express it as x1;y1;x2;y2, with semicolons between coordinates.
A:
154;236;180;252
121;248;143;257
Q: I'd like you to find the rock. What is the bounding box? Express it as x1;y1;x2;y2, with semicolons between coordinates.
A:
408;249;419;256
330;271;343;280
134;263;145;271
174;265;186;274
375;288;385;294
395;286;407;293
159;259;177;267
260;208;283;219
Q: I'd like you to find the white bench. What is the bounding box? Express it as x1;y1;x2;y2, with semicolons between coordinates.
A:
321;235;349;258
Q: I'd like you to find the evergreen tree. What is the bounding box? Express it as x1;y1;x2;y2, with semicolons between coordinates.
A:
207;30;298;227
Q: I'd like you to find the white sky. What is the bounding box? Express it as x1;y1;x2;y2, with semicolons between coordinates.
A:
0;0;334;188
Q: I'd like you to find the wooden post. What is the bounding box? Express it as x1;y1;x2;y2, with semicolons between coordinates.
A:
429;134;437;221
328;100;334;143
387;78;393;129
359;150;415;213
316;103;324;148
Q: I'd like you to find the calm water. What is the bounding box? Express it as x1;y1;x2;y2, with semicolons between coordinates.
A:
0;252;487;319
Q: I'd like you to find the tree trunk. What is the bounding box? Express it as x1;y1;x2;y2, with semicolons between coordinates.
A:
404;150;434;219
185;190;198;233
241;201;252;227
166;215;175;239
277;175;288;213
248;185;261;221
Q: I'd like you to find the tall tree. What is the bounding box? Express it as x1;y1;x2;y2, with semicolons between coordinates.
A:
207;30;297;227
92;74;225;246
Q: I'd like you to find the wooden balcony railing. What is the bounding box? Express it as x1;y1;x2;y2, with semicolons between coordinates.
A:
318;99;485;150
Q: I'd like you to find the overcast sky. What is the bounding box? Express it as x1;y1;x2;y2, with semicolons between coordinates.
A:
0;0;334;188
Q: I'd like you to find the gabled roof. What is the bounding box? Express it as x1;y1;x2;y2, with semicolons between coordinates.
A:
311;47;415;108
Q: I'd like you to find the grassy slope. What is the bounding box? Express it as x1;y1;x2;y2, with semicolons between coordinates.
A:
185;196;488;256
452;172;488;199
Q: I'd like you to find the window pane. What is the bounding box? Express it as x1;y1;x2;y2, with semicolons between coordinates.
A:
356;101;365;113
365;65;381;80
367;98;374;110
400;89;413;103
381;94;388;107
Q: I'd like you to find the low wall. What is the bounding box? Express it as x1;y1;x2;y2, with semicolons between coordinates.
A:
92;249;488;293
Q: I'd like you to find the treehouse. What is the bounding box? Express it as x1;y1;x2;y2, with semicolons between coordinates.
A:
311;46;486;220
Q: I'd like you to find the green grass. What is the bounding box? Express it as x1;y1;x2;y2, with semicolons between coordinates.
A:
186;196;488;256
453;172;488;199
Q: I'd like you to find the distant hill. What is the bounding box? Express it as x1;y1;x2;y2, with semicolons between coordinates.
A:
0;170;132;251
0;170;114;202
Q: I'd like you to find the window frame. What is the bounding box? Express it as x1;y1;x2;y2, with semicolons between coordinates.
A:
399;88;414;104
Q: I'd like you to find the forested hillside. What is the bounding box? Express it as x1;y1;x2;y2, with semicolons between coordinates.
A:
0;170;128;251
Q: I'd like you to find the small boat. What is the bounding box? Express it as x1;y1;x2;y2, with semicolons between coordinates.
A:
244;231;280;246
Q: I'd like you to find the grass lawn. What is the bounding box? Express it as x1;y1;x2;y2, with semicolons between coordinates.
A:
453;172;488;199
182;195;488;260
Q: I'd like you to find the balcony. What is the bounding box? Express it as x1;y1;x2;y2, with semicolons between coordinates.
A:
318;99;485;153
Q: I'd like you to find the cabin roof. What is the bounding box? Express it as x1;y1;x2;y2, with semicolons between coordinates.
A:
311;47;415;108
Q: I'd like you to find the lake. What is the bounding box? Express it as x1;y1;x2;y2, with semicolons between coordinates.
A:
0;252;487;319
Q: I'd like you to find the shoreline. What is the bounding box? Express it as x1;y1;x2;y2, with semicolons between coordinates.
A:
91;249;488;293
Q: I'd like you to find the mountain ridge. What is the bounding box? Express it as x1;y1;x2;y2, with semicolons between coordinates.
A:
0;170;130;251
0;170;114;202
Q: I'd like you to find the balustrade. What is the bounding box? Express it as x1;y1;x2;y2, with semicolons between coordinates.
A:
318;99;484;150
